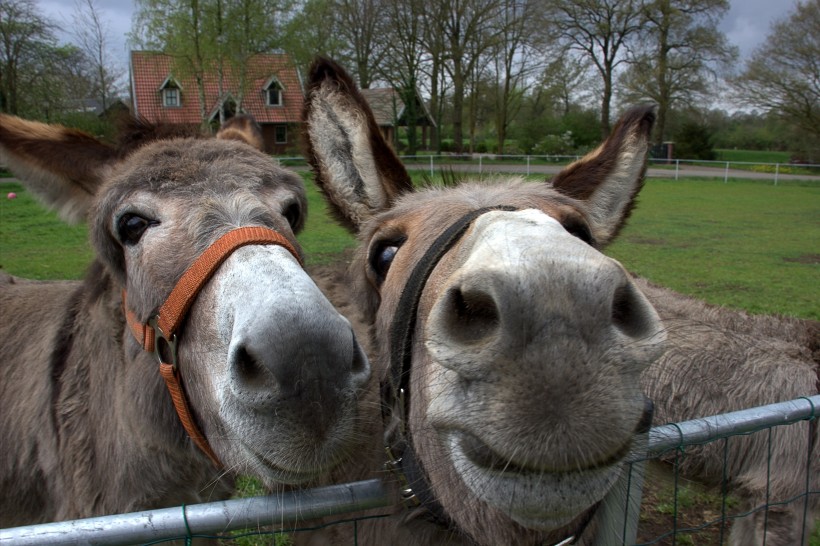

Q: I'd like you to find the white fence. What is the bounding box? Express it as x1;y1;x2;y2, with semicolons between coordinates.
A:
2;395;817;546
275;154;820;185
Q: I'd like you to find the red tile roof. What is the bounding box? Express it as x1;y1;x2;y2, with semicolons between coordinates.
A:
130;51;303;125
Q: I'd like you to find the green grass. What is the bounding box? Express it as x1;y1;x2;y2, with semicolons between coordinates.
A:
0;185;95;279
1;175;818;320
606;177;819;320
297;174;357;265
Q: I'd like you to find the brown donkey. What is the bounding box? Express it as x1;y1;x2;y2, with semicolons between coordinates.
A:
300;58;667;545
0;114;370;525
637;277;819;546
301;59;819;545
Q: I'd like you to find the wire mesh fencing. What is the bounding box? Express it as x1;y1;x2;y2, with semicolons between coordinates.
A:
2;395;817;546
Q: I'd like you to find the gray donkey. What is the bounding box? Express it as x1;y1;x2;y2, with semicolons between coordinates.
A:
0;113;371;525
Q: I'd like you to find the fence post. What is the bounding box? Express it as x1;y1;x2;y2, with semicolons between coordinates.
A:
724;161;729;183
479;155;483;175
675;159;680;181
593;433;648;545
430;155;434;178
774;163;780;186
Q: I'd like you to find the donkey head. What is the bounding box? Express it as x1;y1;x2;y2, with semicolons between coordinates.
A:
0;113;370;486
303;58;666;544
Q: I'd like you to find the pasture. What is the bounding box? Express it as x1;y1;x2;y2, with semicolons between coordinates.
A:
2;174;817;320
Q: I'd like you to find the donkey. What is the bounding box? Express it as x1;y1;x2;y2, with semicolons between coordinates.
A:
0;113;371;525
301;59;818;545
298;57;667;545
637;277;819;545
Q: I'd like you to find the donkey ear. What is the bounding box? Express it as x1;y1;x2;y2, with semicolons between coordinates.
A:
550;105;655;246
302;57;413;233
0;113;117;224
216;114;265;151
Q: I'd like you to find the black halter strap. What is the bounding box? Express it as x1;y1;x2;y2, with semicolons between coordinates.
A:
382;205;517;523
384;205;518;421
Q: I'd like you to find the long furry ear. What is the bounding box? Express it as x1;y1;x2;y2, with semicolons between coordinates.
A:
0;113;118;223
550;105;655;246
302;56;413;233
216;114;265;151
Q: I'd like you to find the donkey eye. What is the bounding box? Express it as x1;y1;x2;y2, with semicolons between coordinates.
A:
369;239;404;284
282;202;301;229
117;214;156;245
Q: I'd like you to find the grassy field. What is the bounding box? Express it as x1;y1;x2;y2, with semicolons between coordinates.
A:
606;177;819;319
4;173;815;319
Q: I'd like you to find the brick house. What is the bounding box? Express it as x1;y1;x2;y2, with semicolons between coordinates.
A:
130;51;303;154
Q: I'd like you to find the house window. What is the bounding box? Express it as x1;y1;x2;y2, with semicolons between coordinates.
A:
275;125;287;144
266;81;282;107
162;87;179;107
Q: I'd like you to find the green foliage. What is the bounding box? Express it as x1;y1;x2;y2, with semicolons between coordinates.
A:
532;132;575;155
673;122;716;160
732;0;820;161
709;110;793;151
714;149;791;164
51;112;119;144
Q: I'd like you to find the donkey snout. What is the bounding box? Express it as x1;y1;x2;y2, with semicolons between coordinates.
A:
425;210;665;380
229;318;370;405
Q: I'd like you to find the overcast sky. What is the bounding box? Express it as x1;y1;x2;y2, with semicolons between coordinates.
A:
40;0;802;74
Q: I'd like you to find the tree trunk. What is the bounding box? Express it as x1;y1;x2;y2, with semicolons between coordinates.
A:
452;58;464;154
600;66;613;140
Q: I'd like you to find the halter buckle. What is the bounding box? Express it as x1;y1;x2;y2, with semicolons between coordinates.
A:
148;315;179;370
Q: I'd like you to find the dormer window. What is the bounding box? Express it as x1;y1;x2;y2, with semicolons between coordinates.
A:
163;87;179;107
264;77;283;107
159;76;182;108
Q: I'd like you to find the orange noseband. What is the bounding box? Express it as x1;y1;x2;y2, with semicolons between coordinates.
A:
124;226;303;467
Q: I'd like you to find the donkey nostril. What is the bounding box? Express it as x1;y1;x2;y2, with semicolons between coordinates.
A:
442;286;500;345
233;345;266;387
349;337;370;388
611;283;653;339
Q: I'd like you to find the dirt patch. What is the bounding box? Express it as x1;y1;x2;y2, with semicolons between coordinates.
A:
783;253;820;265
636;462;734;545
627;236;668;245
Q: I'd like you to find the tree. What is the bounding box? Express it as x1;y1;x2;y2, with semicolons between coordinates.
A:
733;0;820;161
133;0;289;124
542;0;643;140
281;0;347;75
332;0;387;89
0;0;58;114
134;0;210;121
674;119;715;160
418;0;450;153
72;0;123;113
488;0;540;154
618;0;737;143
439;0;503;153
381;0;426;154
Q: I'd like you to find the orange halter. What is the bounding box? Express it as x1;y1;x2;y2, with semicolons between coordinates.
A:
124;226;303;468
